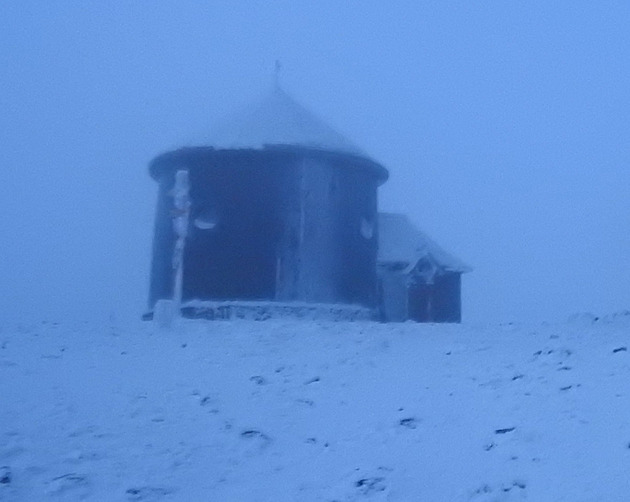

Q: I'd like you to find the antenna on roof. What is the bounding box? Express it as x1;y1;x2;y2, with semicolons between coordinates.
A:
274;59;282;89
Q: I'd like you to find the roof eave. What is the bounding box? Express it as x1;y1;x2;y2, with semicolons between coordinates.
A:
149;144;389;184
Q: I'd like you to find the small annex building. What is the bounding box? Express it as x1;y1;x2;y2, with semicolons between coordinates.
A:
378;213;471;323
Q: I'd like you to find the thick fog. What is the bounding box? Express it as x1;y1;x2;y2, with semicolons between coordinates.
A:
1;2;628;325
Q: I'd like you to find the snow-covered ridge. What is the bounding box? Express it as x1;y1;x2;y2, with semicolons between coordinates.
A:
1;316;630;500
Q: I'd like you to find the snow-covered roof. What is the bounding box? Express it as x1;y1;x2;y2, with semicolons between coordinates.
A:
150;86;388;183
207;86;365;157
378;213;471;274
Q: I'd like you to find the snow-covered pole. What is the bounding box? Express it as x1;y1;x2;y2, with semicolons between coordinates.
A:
172;170;191;314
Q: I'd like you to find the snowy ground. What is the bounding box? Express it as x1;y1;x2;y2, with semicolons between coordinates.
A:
1;314;630;501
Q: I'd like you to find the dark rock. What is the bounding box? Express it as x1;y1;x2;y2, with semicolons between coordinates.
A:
0;466;10;484
355;477;386;494
126;486;173;500
249;375;266;385
494;427;515;434
399;417;420;429
502;481;527;492
474;484;492;495
240;430;270;441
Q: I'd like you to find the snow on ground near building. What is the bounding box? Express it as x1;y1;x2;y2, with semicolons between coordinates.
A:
1;315;630;501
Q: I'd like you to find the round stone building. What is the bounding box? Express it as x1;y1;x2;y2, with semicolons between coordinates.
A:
147;87;389;320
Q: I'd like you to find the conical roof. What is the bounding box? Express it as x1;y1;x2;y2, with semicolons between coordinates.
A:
207;86;365;157
151;86;388;183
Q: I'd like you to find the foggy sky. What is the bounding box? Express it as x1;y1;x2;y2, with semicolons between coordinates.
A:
1;2;628;325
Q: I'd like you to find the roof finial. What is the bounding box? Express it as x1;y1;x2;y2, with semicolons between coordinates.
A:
274;59;282;89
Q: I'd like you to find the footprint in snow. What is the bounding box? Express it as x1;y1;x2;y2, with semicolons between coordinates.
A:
126;486;174;501
0;466;11;484
296;398;315;407
46;473;90;498
469;480;526;500
237;429;272;457
240;429;270;440
399;417;420;429
355;476;387;495
494;427;516;435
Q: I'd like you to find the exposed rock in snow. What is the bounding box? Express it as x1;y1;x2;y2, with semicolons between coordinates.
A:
0;466;11;485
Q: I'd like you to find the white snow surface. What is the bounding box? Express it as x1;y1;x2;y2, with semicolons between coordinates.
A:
1;314;630;501
204;86;365;157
